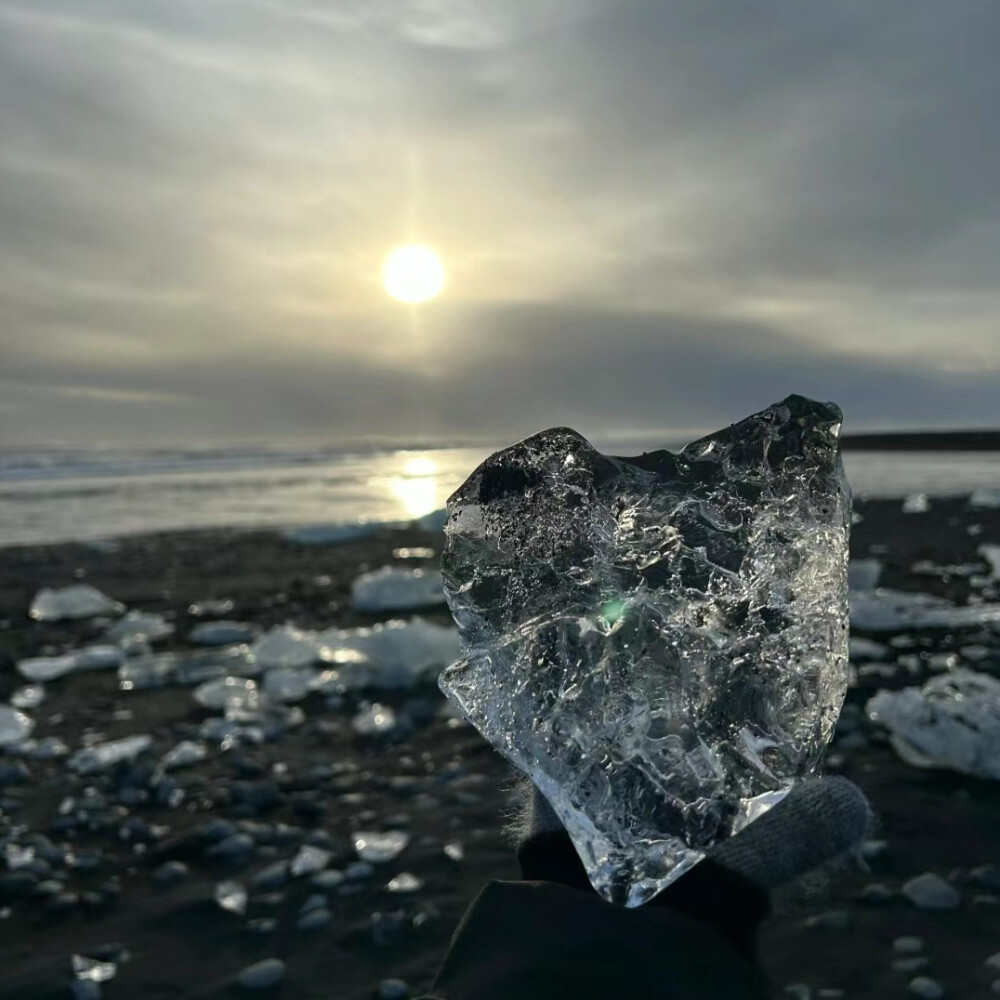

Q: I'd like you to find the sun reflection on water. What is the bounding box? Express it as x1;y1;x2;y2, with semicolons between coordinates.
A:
389;455;445;519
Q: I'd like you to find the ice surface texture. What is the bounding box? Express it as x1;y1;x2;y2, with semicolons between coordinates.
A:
439;395;851;906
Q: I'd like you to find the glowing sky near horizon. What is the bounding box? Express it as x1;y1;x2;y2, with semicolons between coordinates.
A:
0;0;998;446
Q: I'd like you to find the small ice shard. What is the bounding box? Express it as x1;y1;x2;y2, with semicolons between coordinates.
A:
848;559;882;591
439;395;851;906
160;740;208;770
189;598;235;617
290;845;330;877
351;567;446;612
76;645;126;671
0;705;34;747
443;841;464;862
386;872;424;893
354;830;409;863
29;585;124;622
105;610;174;645
850;589;1000;632
16;653;78;682
250;625;319;669
3;843;35;869
68;735;153;775
317;619;459;690
11;685;44;709
189;621;258;646
262;667;315;703
119;646;253;691
72;955;117;983
194;677;260;714
351;702;397;736
902;493;930;514
214;880;248;915
868;670;1000;779
980;545;1000;580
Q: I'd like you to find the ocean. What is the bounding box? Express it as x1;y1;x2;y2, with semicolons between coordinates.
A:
2;442;1000;548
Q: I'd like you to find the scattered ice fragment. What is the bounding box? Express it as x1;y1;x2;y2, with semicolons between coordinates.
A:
262;667;315;703
354;831;409;863
351;567;445;612
848;559;882;591
214;880;248;915
282;522;383;545
250;625;319;669
236;958;285;989
970;488;1000;509
386;872;424;893
902;493;930;514
160;741;208;770
439;395;850;906
105;610;173;645
189;598;235;617
317;619;459;690
72;955;117;983
902;872;960;909
443;841;464;862
290;845;330;877
119;646;253;691
68;735;153;775
11;685;44;709
980;545;1000;580
29;585;124;622
378;978;410;1000
868;670;1000;778
16;653;77;682
194;677;260;714
908;977;945;999
352;703;397;736
0;705;34;747
3;843;35;869
76;645;126;670
190;621;258;645
850;589;1000;632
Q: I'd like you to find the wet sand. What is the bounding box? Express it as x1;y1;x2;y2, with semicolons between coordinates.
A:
1;498;999;999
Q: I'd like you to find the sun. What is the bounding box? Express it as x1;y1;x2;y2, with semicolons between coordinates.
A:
382;245;444;304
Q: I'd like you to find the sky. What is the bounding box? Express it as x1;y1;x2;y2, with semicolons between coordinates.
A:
1;0;998;448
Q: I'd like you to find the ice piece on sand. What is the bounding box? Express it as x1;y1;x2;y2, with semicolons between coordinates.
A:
160;740;208;770
0;705;34;747
849;559;882;591
439;395;851;906
17;645;124;683
902;493;930;514
262;667;315;703
351;702;397;736
119;646;253;691
29;585;124;621
970;488;1000;509
105;610;174;645
317;619;459;690
868;670;1000;779
193;677;260;714
189;598;235;617
850;589;1000;632
980;545;1000;580
290;845;330;877
353;830;409;863
11;685;44;709
214;880;248;915
72;955;118;983
189;621;258;646
351;567;445;612
68;735;153;774
250;625;320;669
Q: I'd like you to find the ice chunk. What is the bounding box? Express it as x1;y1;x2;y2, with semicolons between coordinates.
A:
386;872;424;892
119;646;253;691
351;702;398;736
11;685;44;709
68;735;153;774
189;598;235;617
160;740;208;770
980;545;1000;580
105;610;174;645
0;706;34;747
868;670;1000;779
262;667;315;703
848;559;882;591
214;880;248;915
439;395;851;906
17;645;123;683
3;843;35;869
316;619;459;690
353;830;409;863
189;621;258;646
902;493;930;514
72;955;117;984
850;589;1000;632
351;567;445;612
29;585;124;621
290;845;330;877
193;677;260;714
970;488;1000;509
250;625;320;669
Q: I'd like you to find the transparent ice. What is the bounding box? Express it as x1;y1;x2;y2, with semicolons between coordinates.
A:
353;830;409;863
0;705;34;747
29;585;124;621
350;567;446;612
439;395;851;906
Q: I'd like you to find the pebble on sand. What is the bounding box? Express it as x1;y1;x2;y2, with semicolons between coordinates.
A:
237;959;285;990
902;873;961;909
378;979;410;1000
908;976;945;998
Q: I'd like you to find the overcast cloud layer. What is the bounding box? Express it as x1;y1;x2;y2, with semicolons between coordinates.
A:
1;0;998;446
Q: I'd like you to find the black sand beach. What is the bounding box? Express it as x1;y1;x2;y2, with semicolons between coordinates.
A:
2;497;1000;999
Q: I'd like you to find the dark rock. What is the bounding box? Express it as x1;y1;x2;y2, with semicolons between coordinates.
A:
251;861;289;892
237;958;285;989
378;979;410;1000
0;871;38;899
206;833;255;864
152;861;190;887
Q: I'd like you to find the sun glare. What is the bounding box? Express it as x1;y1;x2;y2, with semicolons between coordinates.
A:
382;245;445;304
